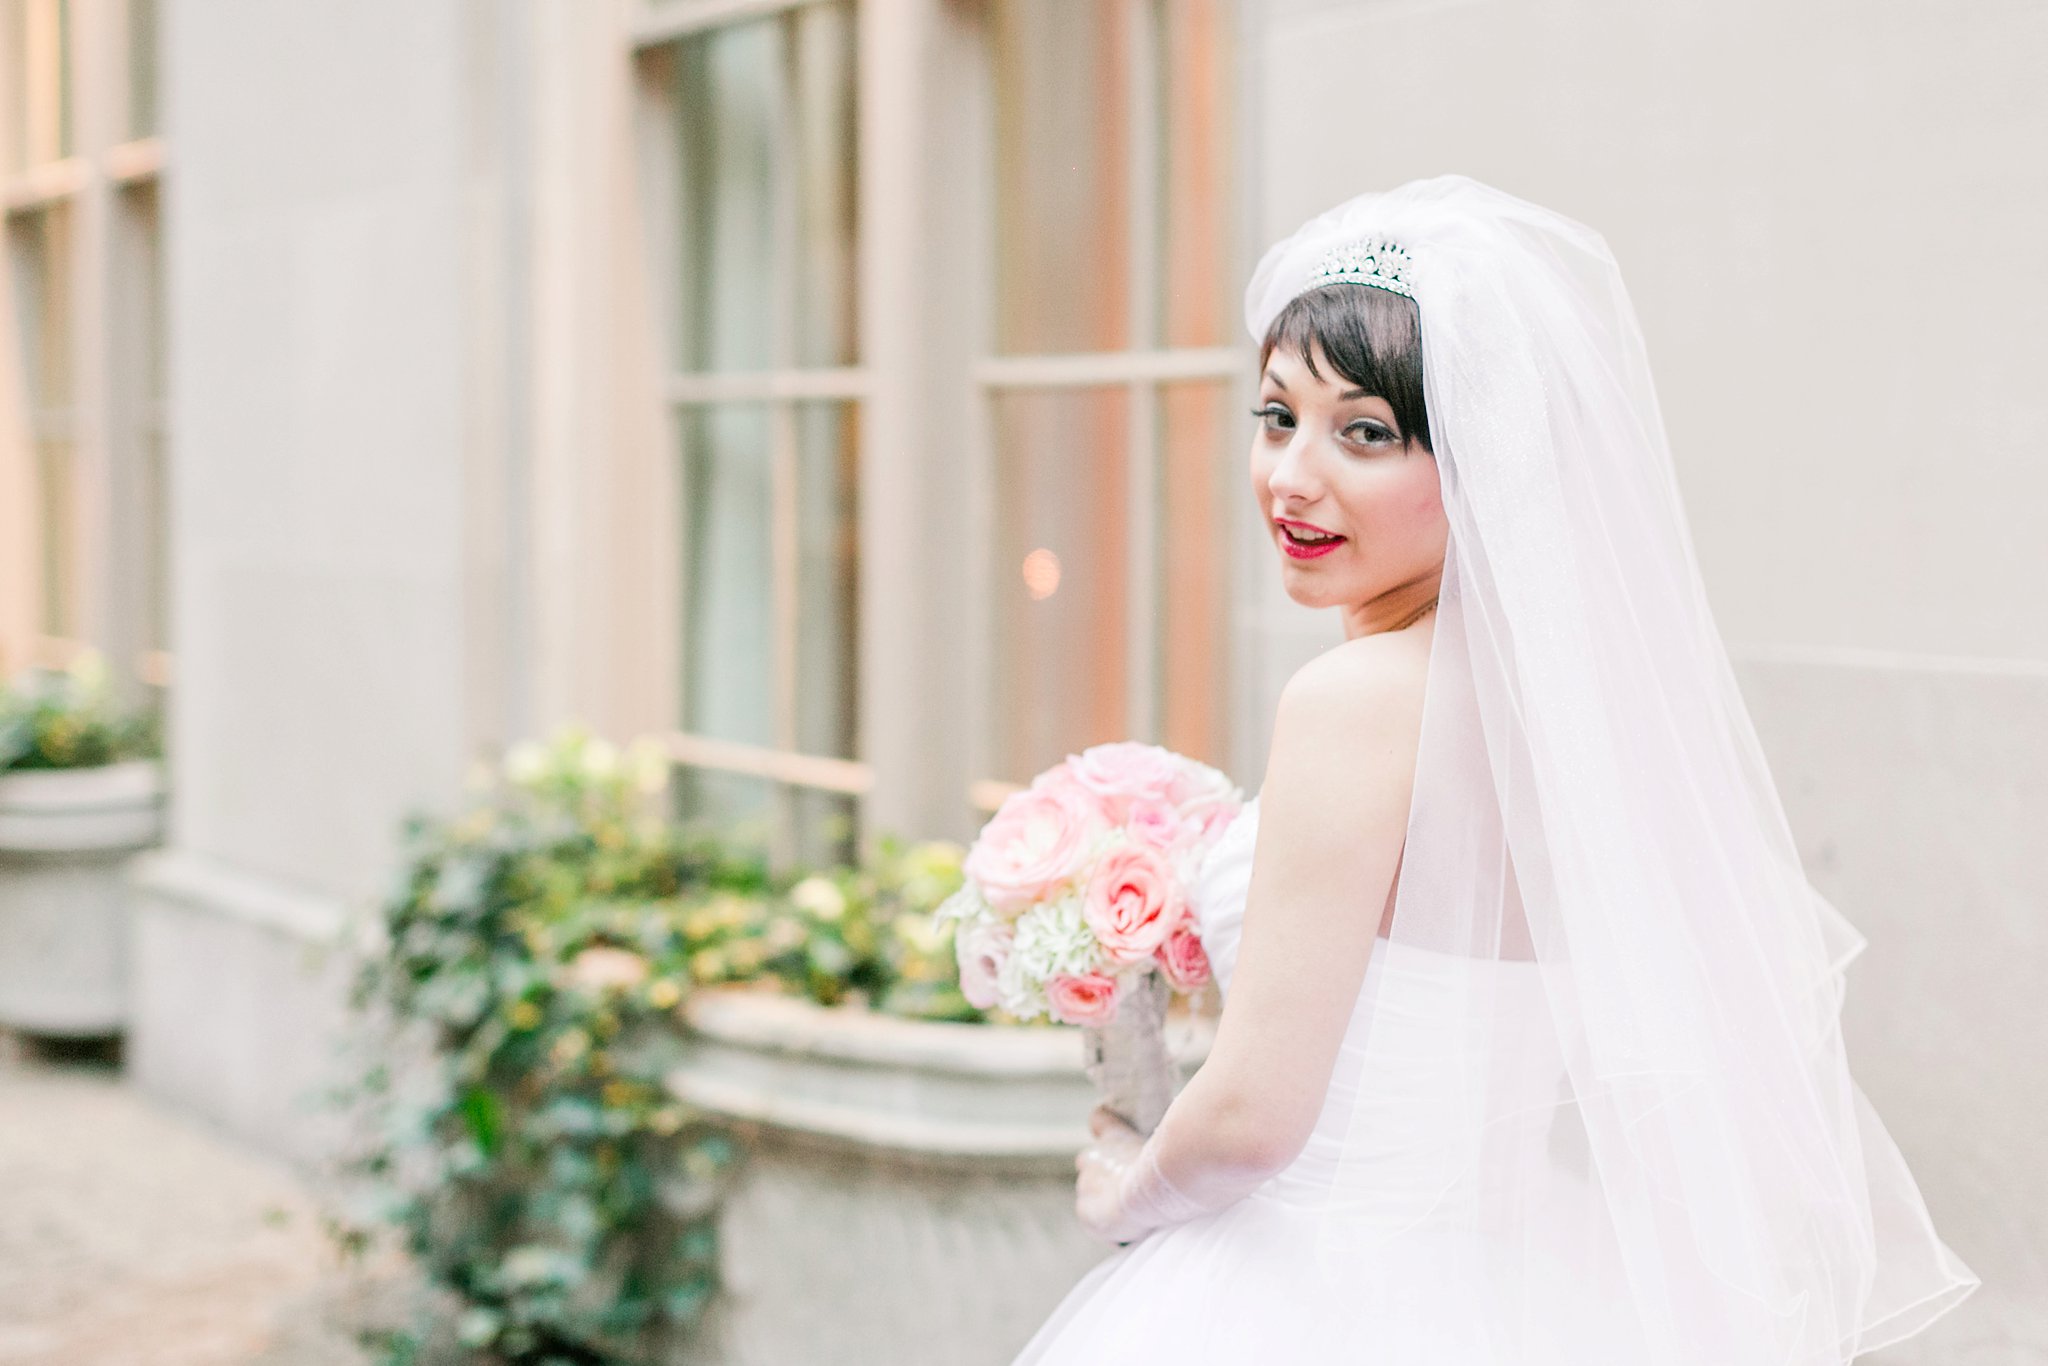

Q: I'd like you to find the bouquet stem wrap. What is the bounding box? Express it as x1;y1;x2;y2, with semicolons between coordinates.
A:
1080;969;1177;1135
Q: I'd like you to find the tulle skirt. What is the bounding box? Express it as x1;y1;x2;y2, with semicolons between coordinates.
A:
1012;931;1977;1365
1014;938;1654;1364
1011;1148;1661;1363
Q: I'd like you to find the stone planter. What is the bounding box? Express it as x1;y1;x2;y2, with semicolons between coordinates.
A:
665;986;1216;1366
0;759;166;1035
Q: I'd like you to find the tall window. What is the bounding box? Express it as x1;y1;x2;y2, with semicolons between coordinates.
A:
634;1;862;869
971;0;1239;809
629;0;1240;854
2;0;168;693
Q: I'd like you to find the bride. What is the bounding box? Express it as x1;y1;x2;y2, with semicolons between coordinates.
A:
1012;176;1979;1363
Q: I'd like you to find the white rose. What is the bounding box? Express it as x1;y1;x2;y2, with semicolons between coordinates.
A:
504;741;548;786
581;738;619;779
791;875;847;921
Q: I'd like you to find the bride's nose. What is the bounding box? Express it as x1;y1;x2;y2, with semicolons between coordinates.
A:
1264;432;1324;507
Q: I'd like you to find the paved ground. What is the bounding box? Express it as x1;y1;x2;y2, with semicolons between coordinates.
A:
0;1034;386;1366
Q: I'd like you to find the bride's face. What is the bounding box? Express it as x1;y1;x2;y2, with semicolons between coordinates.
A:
1249;339;1448;617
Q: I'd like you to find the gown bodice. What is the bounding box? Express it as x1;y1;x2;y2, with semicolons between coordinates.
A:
1186;795;1571;1228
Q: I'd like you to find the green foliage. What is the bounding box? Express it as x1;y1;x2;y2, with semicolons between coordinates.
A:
335;723;985;1365
781;835;990;1023
0;650;161;772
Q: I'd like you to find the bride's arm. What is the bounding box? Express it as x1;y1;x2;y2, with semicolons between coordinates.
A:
1080;635;1428;1244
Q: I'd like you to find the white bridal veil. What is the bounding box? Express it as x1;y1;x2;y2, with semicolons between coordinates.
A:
1243;176;1979;1363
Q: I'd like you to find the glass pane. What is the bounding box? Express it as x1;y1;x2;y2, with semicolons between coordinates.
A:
674;767;778;857
4;0;68;169
673;20;777;373
122;182;168;655
35;436;75;636
123;180;164;401
3;2;21;171
141;426;168;654
9;201;74;409
991;0;1133;355
790;786;857;872
671;2;857;373
127;0;157;139
673;773;857;874
1159;382;1234;765
788;2;857;369
794;401;858;760
990;387;1131;783
680;404;775;746
53;0;69;158
1160;0;1233;349
678;401;859;759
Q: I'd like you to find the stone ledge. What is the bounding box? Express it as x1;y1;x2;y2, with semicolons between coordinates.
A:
668;1069;1087;1165
680;985;1215;1078
122;847;357;1166
668;985;1217;1171
125;846;351;944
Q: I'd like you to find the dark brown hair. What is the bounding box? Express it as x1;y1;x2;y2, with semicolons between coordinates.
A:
1257;283;1431;453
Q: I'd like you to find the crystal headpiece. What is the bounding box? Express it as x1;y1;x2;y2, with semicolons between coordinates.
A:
1305;236;1415;298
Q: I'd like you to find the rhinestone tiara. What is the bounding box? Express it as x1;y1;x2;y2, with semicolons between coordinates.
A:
1304;236;1415;298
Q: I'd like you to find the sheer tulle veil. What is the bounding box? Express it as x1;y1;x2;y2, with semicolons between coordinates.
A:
1243;176;1979;1362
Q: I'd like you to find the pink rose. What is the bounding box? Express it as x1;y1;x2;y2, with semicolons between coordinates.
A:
1082;843;1183;965
966;784;1106;912
1028;759;1091;801
1066;742;1185;825
1124;794;1203;859
954;918;1013;1010
1045;971;1122;1027
1176;793;1243;848
1165;759;1236;808
1156;926;1212;991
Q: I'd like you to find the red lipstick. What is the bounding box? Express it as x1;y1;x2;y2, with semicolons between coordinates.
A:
1274;517;1346;560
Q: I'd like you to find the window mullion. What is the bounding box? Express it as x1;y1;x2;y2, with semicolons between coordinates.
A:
767;11;803;870
972;346;1241;389
25;0;60;167
965;372;995;805
1123;0;1162;744
769;403;800;755
67;0;115;668
662;734;873;796
1126;380;1159;742
630;0;820;48
665;366;867;403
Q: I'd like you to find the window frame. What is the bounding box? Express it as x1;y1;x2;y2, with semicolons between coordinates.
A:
964;0;1250;814
626;0;1255;852
0;0;167;692
630;0;872;873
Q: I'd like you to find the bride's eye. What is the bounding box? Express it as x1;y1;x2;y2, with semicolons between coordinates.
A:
1250;403;1294;435
1344;418;1401;447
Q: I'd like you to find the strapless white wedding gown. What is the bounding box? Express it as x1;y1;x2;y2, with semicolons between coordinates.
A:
1011;794;1648;1363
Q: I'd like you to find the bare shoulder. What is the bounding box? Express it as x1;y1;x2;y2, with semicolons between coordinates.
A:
1262;626;1433;830
1274;626;1432;742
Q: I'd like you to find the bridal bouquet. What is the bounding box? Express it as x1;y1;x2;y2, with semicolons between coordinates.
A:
936;742;1245;1134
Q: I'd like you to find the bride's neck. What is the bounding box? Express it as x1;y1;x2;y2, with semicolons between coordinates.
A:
1342;582;1442;639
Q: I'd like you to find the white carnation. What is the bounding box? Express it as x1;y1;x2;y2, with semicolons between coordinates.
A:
1009;893;1103;982
995;895;1103;1021
994;947;1047;1019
